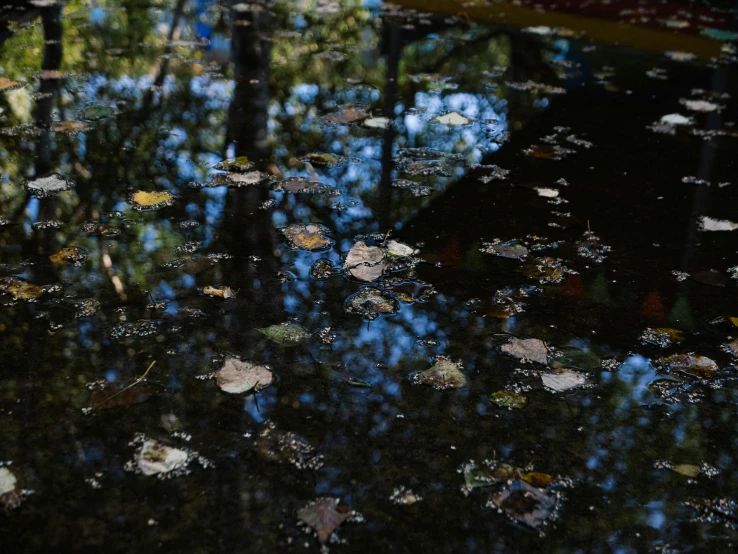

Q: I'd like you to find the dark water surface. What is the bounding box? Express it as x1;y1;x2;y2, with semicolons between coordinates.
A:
1;1;738;552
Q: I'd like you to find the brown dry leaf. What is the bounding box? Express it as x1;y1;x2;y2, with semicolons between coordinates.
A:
282;223;334;252
501;337;548;365
129;190;175;210
321;107;368;125
298;497;352;544
89;382;159;410
49;246;89;266
51;121;89;134
39;69;64;79
215;356;273;394
660;354;718;379
488;481;558;529
202;285;236;299
0;277;47;301
0;77;23;92
344;241;388;282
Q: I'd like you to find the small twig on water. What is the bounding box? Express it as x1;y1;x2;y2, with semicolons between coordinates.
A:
93;360;156;409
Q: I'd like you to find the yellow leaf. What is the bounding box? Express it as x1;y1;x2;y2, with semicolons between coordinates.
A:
521;472;554;488
129;190;174;210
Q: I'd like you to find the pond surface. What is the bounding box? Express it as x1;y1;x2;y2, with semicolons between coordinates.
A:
1;0;738;552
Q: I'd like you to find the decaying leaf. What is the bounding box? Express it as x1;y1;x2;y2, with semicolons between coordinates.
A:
321;106;368;125
390;486;422;505
255;421;324;470
550;346;600;370
412;357;466;390
282;223;334;252
214;156;254;172
432;111;471;125
257;323;310;346
690;270;728;287
699;216;738;231
215;356;274;394
501;337;548;365
521;472;555;488
49;246;89;266
51;121;89;134
659;354;718;380
273;177;339;196
386;280;435;303
0;465;25;511
128;190;175;211
24;173;74;198
298;497;352;544
488;480;559;530
0;77;24;92
345;287;398;320
385;240;417;258
723;340;738;358
136;439;189;476
540;369;588;392
344;241;388;282
480;239;528;260
298;152;352;167
202;285;236;299
489;390;527;409
88;381;159;410
640;328;686;348
0;277;48;301
576;231;611;262
364;116;390;129
671;464;700;478
522;257;568;284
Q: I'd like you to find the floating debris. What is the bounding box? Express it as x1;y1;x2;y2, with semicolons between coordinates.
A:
48;246;89;266
124;436;194;478
321;105;368;125
392;179;433;197
0;77;24;92
523;144;575;161
255;421;324;470
87;379;159;411
540;369;589;393
522;257;570;284
24;173;74;198
480;239;529;260
398;159;451;177
680;99;722;113
390;487;423;506
690;270;727;287
344;241;388;282
699;216;738;231
386;280;435;303
684;497;738;529
432;111;471;126
0;277;49;301
281;223;334;252
51;121;90;134
661;113;694;126
386;240;418;258
489;390;527;409
0;465;27;511
576;231;611;263
658;354;718;380
257;323;310;346
215;355;274;394
128;190;175;211
198;171;269;188
108;320;159;340
298;152;357;167
666;51;697;62
364;117;390;129
639;328;686;348
344;287;398;320
272;177;339;196
501;337;549;365
69;298;101;318
214;156;254;172
487;480;560;531
412;357;466;390
309;259;343;280
202;285;236;299
298;497;361;546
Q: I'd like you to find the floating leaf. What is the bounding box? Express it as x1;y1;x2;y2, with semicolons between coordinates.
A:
202;285;236;299
79;104;116;121
661;113;693;126
51;121;89;134
215;355;274;394
49;246;89;266
490;390;527;409
576;231;611;263
433;111;471;125
488;480;558;530
128;190;175;211
257;323;310;346
522;257;568;284
723;340;738;357
412;357;466;390
88;381;159;410
0;277;47;301
481;239;528;260
0;467;17;496
523;144;575;160
344;241;388;282
364;117;390;129
345;287;398;320
136;439;189;476
680;99;721;113
321;107;368;125
214;156;254;172
701;28;738;41
521;472;554;488
541;369;588;392
699;216;738;231
385;240;417;258
501;337;548;365
386;280;435;303
273;177;339;196
390;487;422;505
24;173;74;198
298;497;352;544
550;346;600;370
659;354;718;379
255;421;324;470
392;179;433;197
690;270;727;287
282;223;334;252
0;466;24;511
299;152;345;167
0;77;23;92
672;464;700;478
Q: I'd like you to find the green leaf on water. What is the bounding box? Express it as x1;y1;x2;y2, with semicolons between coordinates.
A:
257;323;311;346
489;390;527;409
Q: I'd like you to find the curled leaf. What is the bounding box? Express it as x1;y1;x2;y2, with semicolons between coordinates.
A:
256;323;310;346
